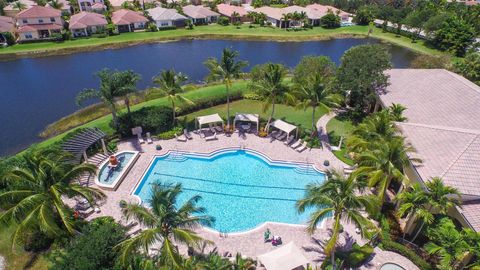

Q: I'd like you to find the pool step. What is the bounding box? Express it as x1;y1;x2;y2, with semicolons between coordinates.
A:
164;152;187;162
294;165;318;175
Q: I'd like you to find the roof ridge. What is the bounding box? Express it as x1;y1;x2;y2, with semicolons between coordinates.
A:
440;133;480;179
442;69;480;95
397;122;480;135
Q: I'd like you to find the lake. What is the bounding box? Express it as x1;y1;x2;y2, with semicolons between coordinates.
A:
0;38;417;156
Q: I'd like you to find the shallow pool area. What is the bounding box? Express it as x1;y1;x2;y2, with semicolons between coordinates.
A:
133;149;327;233
380;263;406;270
96;151;139;190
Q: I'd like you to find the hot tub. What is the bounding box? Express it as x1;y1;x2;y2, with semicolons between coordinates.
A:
95;151;140;190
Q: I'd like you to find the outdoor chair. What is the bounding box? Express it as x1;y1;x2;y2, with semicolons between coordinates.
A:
290;139;303;149
137;133;145;144
215;125;223;133
146;132;153;144
184;129;193;140
205;132;217;141
175;133;187;142
277;132;287;141
296;141;308;152
284;136;295;145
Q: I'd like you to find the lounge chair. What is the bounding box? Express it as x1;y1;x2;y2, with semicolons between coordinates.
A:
290;139;303;149
146;132;153;144
284;136;295;145
215;125;223;133
184;129;193;140
175;134;187;142
137;133;145;144
205;132;217;141
296;141;308;152
269;130;279;138
277;132;287;141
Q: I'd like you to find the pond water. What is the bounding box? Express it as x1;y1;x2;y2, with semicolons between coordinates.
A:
0;38;416;156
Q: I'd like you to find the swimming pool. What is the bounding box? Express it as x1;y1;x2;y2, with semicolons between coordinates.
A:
133;149;327;233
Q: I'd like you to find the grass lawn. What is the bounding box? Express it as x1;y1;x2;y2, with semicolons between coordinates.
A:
0;24;444;57
0;224;49;270
180;99;328;130
326;116;355;165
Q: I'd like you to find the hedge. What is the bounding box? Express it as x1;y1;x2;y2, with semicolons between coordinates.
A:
380;218;433;270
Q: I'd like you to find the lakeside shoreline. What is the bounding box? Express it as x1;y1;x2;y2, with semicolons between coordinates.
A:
0;25;442;61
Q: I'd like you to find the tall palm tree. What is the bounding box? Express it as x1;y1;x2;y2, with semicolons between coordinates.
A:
281;13;290;29
354;137;419;202
12;1;27;10
49;0;64;9
118;70;141;115
296;171;378;269
117;182;214;268
151;69;192;124
249;63;290;127
294;74;342;132
204;48;248;128
0;148;105;247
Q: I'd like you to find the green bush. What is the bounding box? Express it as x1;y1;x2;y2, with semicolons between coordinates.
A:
1;32;15;45
157;126;184;140
345;243;373;267
158;26;177;31
147;23;158;32
218;16;230;26
49;217;126;270
380;218;432;270
114;106;174;137
320;12;341;29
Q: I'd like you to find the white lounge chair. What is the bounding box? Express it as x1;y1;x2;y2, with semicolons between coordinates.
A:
137;133;145;144
290;139;303;149
296;141;308;152
205;132;217;141
146;132;153;144
184;129;193;140
284;136;295;145
215;125;223;133
175;134;187;142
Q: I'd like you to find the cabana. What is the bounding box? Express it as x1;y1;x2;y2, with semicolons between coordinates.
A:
233;113;259;132
195;113;224;130
267;119;298;139
257;242;309;270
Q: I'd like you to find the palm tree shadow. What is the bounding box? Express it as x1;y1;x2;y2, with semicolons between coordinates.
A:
302;236;328;263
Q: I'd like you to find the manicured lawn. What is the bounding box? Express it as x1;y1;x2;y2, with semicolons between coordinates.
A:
0;24;444;57
180;99;328;130
326;116;355;165
0;224;49;270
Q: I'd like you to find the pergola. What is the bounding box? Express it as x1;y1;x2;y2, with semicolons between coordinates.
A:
195;113;224;129
62;128;107;163
257;242;309;270
267;119;298;139
233;113;259;132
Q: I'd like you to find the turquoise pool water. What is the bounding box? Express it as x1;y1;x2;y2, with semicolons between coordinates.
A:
134;150;327;233
98;152;135;185
380;263;405;270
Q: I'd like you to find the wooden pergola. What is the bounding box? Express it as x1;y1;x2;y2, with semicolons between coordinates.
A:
62;128;107;163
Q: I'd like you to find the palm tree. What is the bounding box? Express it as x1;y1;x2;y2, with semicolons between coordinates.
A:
0;148;104;247
388;103;407;122
117;182;214;268
204;48;248;128
294;74;342;132
249;63;289;127
12;1;27;10
231;11;240;24
76;69;135;128
49;0;64;9
296;171;378;269
354;137;419;202
118;70;141;115
151;69;192;124
281;13;290;29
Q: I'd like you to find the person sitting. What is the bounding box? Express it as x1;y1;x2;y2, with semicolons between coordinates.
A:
264;228;271;242
272;235;282;246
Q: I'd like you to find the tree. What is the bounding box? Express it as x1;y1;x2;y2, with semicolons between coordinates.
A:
336;44;392;117
410;54;451;69
296;171;378;269
423;12;450;36
320;12;340;28
249;63;290;127
453;52;480;86
49;0;64;9
231;11;240;23
151;69;192;124
76;69;140;128
281;13;290;29
354;6;374;25
204;48;248;128
0;148;105;248
403;9;432;42
117;182;214;268
432;16;476;57
293;55;336;85
387;103;407;122
117;70;141;115
11;1;27;10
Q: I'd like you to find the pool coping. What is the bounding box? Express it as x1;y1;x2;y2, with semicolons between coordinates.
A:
129;147;329;235
96;150;140;191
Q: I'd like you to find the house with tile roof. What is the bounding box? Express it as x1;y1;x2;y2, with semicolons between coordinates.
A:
0;16;15;45
112;9;148;32
77;0;106;12
69;11;107;37
3;0;36;17
16;5;63;42
182;5;219;24
147;7;187;28
216;4;249;23
377;69;480;233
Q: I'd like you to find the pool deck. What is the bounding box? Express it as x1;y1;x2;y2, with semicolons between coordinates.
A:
86;131;418;269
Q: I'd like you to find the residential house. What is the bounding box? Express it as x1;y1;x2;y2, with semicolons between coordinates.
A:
77;0;106;12
69;11;107;37
48;0;73;14
182;5;219;24
3;0;36;17
0;16;15;45
216;4;249;22
306;4;351;22
112;9;148;32
376;69;480;235
252;6;285;27
16;6;63;42
147;7;188;28
109;0;157;11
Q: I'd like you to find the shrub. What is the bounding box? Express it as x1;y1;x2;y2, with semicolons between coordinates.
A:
147;23;158;32
158;26;177;31
157;126;184;140
218;16;230;26
24;230;53;252
344;243;373;267
1;32;15;45
49;217;126;270
114;106;174;137
91;33;108;38
320;12;340;29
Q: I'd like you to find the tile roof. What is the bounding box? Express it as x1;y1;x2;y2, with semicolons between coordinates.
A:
458;201;480;232
380;69;480;231
16;5;61;18
147;6;187;21
4;0;36;11
182;5;219;19
216;3;248;17
69;11;107;29
112;9;148;25
252;6;284;20
306;4;351;17
17;23;62;32
0;16;15;32
253;4;350;20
